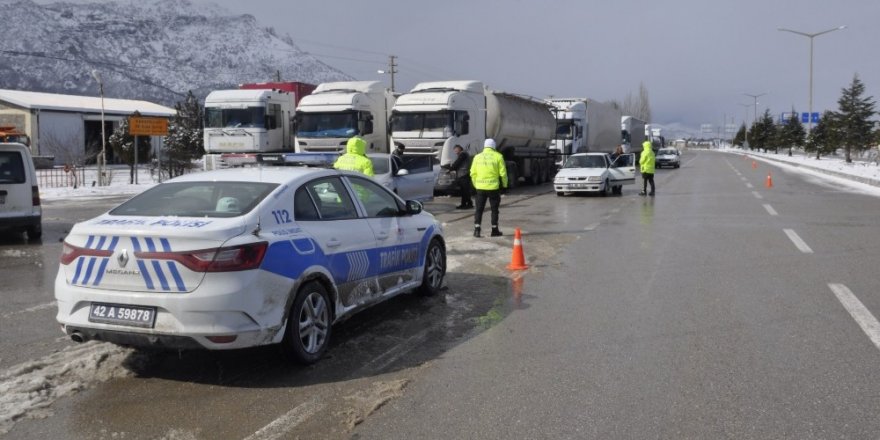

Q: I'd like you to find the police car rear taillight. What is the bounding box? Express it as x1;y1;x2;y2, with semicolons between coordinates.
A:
60;242;113;265
135;242;268;272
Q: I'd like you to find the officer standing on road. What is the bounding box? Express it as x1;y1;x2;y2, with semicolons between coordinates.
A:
470;138;507;237
639;139;655;196
334;136;374;176
449;144;473;209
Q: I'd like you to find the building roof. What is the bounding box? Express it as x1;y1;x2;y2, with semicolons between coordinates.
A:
0;89;176;117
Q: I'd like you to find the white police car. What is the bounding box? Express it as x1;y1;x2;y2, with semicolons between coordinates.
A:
54;167;446;364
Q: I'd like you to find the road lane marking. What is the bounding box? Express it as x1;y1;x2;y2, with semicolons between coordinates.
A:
752;191;763;200
1;301;57;319
741;177;748;182
829;283;880;351
784;229;813;254
746;183;754;189
763;204;778;216
244;398;326;440
584;222;600;231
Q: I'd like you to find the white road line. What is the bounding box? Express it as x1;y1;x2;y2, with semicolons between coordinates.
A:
763;204;778;216
752;191;763;200
746;183;754;189
244;398;326;440
783;229;814;254
584;222;600;231
741;177;748;182
1;301;57;319
828;283;880;351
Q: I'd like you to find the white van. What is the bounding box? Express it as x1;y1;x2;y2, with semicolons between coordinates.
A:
0;142;42;239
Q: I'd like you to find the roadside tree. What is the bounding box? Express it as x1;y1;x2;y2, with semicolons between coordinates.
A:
162;91;204;178
108;112;152;184
733;123;747;147
834;74;876;163
778;108;806;157
747;109;775;151
805;111;842;158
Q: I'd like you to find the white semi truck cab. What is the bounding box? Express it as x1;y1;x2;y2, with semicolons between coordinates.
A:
294;81;395;154
548;99;588;159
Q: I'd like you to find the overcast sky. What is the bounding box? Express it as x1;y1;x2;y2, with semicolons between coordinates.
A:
202;0;877;136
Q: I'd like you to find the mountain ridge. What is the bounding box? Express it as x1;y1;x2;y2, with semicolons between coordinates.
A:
0;0;352;106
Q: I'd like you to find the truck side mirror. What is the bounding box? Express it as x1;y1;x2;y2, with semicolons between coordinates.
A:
460;114;470;135
361;119;374;135
265;115;276;129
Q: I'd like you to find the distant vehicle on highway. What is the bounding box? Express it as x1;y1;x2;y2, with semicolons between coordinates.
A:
55;166;446;364
656;148;681;169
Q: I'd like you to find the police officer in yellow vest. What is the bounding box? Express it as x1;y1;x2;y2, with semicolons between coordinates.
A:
334;136;374;176
470;138;508;237
639;139;655;196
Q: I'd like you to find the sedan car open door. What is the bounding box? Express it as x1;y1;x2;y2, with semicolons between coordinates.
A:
608;153;636;185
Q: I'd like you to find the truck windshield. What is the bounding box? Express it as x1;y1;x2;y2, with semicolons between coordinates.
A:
555;120;574;140
296;112;358;138
391;111;452;136
205;107;266;129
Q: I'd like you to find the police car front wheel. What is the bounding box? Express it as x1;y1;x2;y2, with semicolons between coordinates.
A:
417;239;446;297
282;281;332;365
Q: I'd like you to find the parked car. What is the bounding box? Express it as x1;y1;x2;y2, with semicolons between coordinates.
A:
656;148;681;169
370;153;436;201
553;152;636;196
55;166;446;364
0;142;41;240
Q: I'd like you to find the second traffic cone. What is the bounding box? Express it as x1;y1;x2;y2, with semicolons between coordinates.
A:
506;228;529;270
765;171;773;188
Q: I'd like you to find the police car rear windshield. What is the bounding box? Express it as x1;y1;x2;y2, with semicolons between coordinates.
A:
109;182;279;218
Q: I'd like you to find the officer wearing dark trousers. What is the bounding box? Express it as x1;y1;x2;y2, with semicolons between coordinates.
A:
638;139;656;196
470;139;508;237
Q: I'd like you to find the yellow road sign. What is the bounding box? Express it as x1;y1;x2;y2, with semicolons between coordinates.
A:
129;117;168;136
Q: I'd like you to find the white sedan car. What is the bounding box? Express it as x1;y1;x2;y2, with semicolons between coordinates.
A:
554;152;636;196
55;167;446;364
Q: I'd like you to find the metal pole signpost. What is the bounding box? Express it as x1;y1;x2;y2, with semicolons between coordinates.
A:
778;25;846;132
129;116;169;184
743;92;766;126
91;70;106;186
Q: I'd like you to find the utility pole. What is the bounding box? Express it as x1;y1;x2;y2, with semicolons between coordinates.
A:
378;55;398;92
743;92;766;126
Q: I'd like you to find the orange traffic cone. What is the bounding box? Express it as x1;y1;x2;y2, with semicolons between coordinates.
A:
765;171;773;188
752;160;758;169
506;228;529;270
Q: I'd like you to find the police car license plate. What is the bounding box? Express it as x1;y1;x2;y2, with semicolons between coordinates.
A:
89;303;156;328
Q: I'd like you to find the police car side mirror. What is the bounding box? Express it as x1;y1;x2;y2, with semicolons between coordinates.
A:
405;200;423;215
396;168;410;176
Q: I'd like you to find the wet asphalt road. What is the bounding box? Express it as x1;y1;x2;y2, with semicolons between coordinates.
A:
3;151;880;438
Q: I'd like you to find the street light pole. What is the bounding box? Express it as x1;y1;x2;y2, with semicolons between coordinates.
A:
777;25;846;133
91;70;106;186
743;92;766;126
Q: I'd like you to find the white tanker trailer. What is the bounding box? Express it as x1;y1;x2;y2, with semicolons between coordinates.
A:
390;81;556;188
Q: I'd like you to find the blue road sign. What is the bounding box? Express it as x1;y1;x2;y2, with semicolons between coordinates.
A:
802;112;820;123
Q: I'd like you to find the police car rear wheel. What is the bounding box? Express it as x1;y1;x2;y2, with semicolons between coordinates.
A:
282;281;332;364
417;239;445;296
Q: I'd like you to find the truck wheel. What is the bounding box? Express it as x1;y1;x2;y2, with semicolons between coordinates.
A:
281;281;332;365
507;167;518;189
417;239;446;296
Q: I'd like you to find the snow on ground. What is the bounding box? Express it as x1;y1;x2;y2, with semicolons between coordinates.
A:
719;147;880;198
0;342;138;435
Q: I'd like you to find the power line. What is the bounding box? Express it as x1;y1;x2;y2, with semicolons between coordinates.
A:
292;38;389;57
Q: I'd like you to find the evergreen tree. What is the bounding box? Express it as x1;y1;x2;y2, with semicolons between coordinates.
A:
805;111;842;158
108;111;152;184
835;74;876;163
162;91;204;178
733;123;747;147
780;108;806;156
747;109;774;151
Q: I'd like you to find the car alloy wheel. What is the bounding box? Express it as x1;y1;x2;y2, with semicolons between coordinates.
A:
418;239;446;296
282;281;331;364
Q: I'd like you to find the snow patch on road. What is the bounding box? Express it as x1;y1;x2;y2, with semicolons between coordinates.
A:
338;379;409;429
0;249;27;258
0;342;135;435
